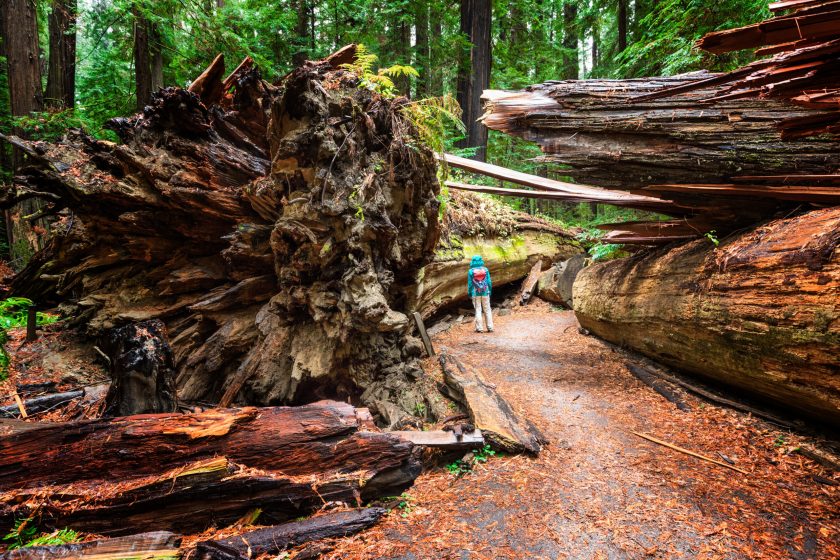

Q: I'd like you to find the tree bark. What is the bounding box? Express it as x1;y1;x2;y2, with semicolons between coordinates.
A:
618;0;628;53
0;402;419;534
195;509;385;560
456;0;492;160
481;75;840;190
429;5;444;95
562;1;579;79
573;206;840;427
45;0;77;109
133;5;152;111
2;532;181;560
414;2;430;97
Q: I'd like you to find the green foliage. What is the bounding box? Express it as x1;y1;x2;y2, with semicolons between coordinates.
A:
3;518;38;549
588;243;624;262
447;444;498;477
704;230;720;247
3;518;80;550
0;298;59;380
342;44;418;97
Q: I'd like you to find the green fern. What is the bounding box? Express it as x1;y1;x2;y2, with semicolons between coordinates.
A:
341;44;418;97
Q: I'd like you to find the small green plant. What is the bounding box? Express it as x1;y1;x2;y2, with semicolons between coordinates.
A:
588;242;624;262
396;492;414;517
472;444;497;464
341;44;418;97
21;528;80;548
414;402;427;418
704;230;720;247
3;518;38;549
774;434;788;448
446;445;498;477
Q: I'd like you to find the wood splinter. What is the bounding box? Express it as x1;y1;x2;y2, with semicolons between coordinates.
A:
631;431;748;474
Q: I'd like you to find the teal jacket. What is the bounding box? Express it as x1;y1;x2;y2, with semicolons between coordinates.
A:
467;255;492;297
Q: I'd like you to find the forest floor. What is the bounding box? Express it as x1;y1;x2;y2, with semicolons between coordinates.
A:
323;302;839;560
1;302;838;559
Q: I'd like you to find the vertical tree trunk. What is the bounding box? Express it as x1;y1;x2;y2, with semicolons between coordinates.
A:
2;0;47;266
390;15;411;96
45;0;77;109
592;22;599;69
149;19;164;92
415;2;430;97
456;0;492;161
562;1;578;79
133;6;152;111
618;0;628;53
430;5;444;95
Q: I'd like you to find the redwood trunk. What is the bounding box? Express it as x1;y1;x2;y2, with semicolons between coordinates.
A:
573;207;840;426
481;75;840;190
45;0;77;109
133;6;152;111
456;0;492;160
0;402;418;534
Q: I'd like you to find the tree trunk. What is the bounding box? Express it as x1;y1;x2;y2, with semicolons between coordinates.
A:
481;75;840;190
2;0;48;266
133;5;152;111
562;2;579;79
429;5;444;95
149;18;164;92
2;532;181;560
456;0;492;160
195;508;385;560
0;402;419;534
618;0;628;53
45;0;77;109
573;206;840;427
2;50;443;428
414;2;430;97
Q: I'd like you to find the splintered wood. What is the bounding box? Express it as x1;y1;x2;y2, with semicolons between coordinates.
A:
477;1;840;245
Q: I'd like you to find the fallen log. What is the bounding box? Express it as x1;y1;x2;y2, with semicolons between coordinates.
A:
0;531;181;560
409;191;581;317
438;351;546;454
573;206;840;427
0;401;419;534
481;76;840;191
519;260;542;305
194;508;386;560
626;364;690;412
536;255;586;308
0;389;84;418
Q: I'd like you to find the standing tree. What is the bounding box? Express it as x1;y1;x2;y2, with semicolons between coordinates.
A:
456;0;491;160
2;0;43;133
45;0;77;109
562;1;579;79
132;5;153;111
414;2;430;97
618;0;628;53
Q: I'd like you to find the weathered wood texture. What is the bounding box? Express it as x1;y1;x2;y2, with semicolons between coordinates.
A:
102;319;178;416
1;47;444;426
573;207;840;426
519;260;542;305
0;531;180;560
439;351;546;454
0;401;419;534
481;76;840;190
194;508;385;560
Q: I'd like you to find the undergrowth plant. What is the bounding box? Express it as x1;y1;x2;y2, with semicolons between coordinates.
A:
447;444;498;477
3;517;79;550
0;298;59;379
341;44;418;98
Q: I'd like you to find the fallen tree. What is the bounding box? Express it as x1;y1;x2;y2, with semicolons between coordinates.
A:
0;401;419;534
0;47;445;425
481;76;840;191
408;191;581;317
573;207;840;426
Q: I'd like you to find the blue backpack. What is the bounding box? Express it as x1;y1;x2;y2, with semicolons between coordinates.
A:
473;267;489;295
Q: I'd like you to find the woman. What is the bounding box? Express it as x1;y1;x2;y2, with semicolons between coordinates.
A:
467;255;493;333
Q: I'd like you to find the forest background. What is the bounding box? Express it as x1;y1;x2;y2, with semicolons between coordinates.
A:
0;0;770;260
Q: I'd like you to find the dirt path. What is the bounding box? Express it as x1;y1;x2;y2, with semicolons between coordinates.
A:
326;304;839;560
